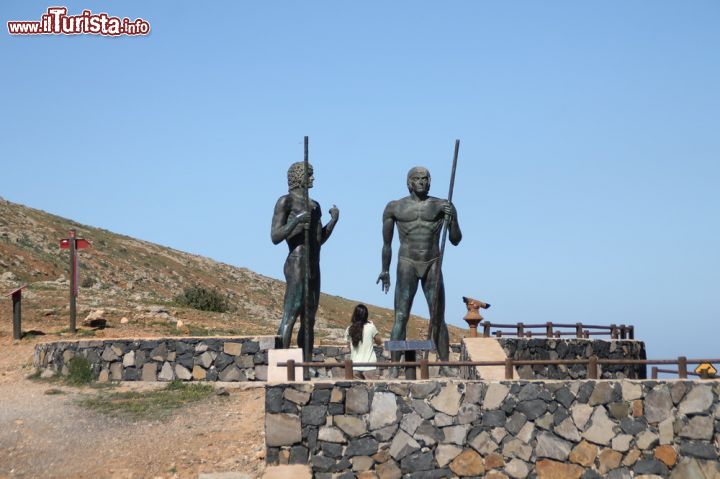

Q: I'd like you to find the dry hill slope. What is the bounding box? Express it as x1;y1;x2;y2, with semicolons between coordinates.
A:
0;197;464;343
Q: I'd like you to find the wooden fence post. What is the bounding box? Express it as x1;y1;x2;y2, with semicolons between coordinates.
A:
420;359;430;380
483;322;491;338
504;358;514;379
588;356;599;379
287;359;296;381
678;356;688;379
610;324;618;339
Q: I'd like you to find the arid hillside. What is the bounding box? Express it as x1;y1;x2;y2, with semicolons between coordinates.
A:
0;197;464;343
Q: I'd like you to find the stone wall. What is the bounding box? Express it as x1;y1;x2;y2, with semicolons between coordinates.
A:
33;335;642;383
265;379;720;478
462;339;647;380
34;336;280;381
33;339;461;382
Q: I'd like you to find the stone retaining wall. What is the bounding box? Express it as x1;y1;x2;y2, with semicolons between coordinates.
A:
265;379;720;478
32;339;461;382
462;339;647;380
34;336;280;381
33;335;642;383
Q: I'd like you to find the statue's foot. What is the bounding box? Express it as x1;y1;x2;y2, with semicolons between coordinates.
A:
387;367;400;379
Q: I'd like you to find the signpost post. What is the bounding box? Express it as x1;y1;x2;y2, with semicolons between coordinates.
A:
8;285;27;340
59;230;90;333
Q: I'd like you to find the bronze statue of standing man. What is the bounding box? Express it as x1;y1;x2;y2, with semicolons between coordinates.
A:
272;162;339;351
377;167;461;373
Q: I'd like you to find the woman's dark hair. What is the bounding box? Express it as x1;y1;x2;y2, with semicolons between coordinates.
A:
348;304;369;347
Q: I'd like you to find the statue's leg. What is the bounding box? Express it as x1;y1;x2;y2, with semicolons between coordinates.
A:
278;254;303;349
422;263;449;363
391;260;419;370
297;272;320;357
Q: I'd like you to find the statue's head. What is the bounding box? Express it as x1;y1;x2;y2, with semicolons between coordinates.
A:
406;166;431;194
287;162;314;190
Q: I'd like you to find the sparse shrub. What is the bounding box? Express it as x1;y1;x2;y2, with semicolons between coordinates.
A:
175;286;230;313
66;356;93;385
81;276;95;288
78;380;214;419
166;379;185;390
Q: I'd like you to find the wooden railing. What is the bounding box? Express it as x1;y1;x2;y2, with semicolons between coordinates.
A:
476;321;634;339
651;367;716;380
278;356;719;381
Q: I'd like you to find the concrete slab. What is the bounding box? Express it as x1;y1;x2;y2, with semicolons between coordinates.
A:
267;348;304;382
462;338;517;380
262;465;312;479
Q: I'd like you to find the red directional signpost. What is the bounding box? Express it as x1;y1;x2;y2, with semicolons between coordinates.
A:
60;230;90;333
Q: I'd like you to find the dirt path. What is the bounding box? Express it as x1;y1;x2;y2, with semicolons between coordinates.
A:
0;337;266;479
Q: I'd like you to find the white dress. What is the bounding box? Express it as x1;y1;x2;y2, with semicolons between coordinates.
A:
344;322;379;371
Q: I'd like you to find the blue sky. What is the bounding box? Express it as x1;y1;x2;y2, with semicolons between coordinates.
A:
2;2;719;361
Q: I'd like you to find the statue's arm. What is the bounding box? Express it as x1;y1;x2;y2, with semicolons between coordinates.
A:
271;196;301;245
321;204;339;245
447;202;462;246
380;207;394;272
377;203;394;293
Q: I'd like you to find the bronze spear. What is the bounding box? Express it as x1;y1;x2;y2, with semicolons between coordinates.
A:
426;139;460;357
302;136;312;378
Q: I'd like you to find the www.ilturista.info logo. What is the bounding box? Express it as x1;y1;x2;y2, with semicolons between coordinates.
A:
8;7;150;36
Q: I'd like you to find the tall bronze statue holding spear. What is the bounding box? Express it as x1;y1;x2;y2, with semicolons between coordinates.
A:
271;137;339;363
377;140;462;376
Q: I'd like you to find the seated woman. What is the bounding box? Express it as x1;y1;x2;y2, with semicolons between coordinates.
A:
344;304;382;379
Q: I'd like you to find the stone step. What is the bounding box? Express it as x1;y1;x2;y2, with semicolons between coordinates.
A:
462;337;517;380
261;465;312;479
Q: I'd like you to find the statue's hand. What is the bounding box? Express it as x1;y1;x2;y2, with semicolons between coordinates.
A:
443;201;456;219
329;204;339;222
376;271;391;294
295;211;311;224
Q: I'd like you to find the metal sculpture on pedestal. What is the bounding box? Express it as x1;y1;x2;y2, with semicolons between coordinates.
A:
377;140;463;375
462;296;491;337
271;137;339;365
